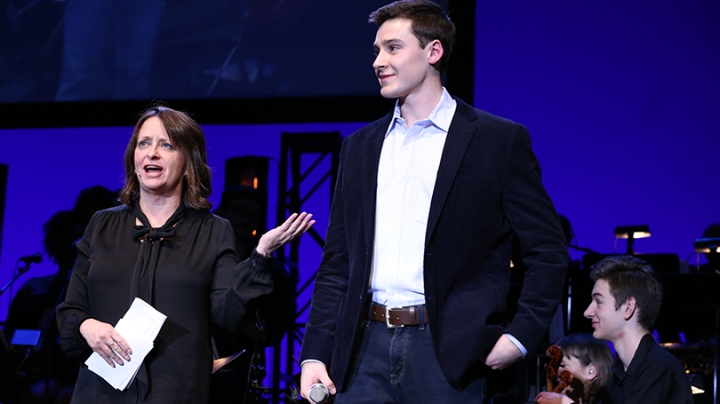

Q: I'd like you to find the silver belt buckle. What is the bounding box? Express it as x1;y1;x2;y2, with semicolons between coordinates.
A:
385;306;404;329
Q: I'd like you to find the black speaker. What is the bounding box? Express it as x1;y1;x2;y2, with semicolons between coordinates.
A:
223;156;269;232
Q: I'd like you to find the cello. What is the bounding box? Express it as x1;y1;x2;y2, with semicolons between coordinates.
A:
544;345;585;402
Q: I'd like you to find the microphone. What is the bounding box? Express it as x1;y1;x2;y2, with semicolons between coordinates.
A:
308;383;329;404
19;253;43;264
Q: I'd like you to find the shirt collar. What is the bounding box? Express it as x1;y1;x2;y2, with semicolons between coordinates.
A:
385;87;456;137
611;333;656;381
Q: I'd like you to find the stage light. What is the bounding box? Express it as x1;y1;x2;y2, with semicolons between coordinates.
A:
614;225;650;255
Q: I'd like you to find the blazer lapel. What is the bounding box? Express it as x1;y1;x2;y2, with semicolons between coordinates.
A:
425;99;479;246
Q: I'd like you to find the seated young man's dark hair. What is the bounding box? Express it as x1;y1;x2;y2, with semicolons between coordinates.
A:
589;255;662;331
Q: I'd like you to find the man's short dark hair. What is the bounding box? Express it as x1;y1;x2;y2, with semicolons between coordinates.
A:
589;255;663;331
369;0;456;72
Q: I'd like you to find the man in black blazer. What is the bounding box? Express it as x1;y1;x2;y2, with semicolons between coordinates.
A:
300;1;568;402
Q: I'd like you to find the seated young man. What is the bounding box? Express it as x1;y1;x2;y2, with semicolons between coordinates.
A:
583;255;693;404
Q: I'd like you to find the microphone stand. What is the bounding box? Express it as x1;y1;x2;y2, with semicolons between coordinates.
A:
0;262;32;297
245;313;270;404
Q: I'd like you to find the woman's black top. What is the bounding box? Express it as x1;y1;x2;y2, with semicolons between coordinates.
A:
57;204;272;403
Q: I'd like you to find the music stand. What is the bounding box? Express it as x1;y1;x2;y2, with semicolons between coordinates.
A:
614;225;651;255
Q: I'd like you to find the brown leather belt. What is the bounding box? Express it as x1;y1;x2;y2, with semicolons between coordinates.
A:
369;303;428;328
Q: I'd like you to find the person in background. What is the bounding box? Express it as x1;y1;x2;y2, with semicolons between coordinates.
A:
535;333;613;404
583;256;693;404
3;185;118;404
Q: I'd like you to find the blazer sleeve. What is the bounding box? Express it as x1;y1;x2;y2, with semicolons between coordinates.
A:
502;124;569;353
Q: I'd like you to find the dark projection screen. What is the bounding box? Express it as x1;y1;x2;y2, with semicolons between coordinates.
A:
0;0;472;128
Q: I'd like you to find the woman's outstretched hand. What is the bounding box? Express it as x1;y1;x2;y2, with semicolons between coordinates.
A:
256;212;315;257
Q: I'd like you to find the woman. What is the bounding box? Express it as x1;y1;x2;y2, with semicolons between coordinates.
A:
56;106;314;403
536;334;614;404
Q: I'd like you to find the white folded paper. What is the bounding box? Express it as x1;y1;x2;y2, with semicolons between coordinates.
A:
85;297;167;390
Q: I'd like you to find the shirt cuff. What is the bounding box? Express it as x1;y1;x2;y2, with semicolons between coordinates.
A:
250;248;270;267
300;359;327;368
504;333;527;358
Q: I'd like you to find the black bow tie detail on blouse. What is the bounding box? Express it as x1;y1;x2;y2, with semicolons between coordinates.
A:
130;202;186;303
131;206;185;242
128;202;186;396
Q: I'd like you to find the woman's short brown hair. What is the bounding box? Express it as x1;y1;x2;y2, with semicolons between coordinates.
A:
120;106;212;210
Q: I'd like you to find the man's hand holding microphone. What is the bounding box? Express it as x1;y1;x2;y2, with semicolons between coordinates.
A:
301;362;336;403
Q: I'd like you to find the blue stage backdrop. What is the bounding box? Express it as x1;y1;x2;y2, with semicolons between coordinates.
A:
0;0;718;336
